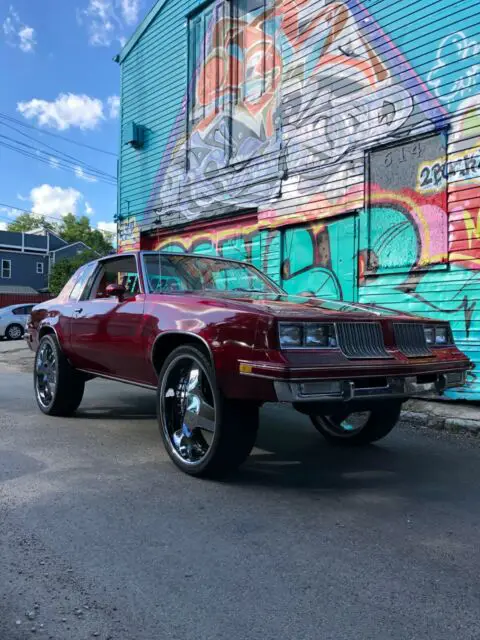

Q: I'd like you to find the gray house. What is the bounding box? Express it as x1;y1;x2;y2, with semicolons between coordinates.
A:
0;228;93;293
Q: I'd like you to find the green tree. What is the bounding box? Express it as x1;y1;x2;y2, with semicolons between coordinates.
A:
58;213;115;256
7;211;115;255
7;213;55;232
49;250;98;297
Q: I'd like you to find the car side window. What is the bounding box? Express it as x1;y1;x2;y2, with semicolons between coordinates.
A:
12;306;27;315
86;256;141;300
69;263;98;301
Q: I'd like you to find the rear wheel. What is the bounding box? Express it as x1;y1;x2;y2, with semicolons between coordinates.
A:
34;334;85;416
6;323;23;340
309;401;403;446
157;345;259;478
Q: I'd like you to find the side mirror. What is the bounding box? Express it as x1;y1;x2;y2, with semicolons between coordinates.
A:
105;283;127;300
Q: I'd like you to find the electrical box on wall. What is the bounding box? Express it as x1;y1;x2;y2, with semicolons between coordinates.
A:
125;122;145;148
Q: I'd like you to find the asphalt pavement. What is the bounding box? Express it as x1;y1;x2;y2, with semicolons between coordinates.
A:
1;350;480;640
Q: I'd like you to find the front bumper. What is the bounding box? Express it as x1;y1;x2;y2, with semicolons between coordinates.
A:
274;371;467;402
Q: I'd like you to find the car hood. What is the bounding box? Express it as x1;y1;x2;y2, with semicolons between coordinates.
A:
199;291;420;321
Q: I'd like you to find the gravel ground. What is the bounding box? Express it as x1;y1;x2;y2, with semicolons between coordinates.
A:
0;338;34;373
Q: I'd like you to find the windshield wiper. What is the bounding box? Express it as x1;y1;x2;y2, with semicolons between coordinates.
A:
230;288;269;293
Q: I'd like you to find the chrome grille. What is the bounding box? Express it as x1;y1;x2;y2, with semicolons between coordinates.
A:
336;322;390;359
394;323;432;357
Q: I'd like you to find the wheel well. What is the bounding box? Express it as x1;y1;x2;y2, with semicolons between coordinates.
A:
152;333;212;375
38;326;55;340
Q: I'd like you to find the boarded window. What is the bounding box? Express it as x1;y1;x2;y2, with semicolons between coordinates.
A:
366;133;448;273
187;0;272;167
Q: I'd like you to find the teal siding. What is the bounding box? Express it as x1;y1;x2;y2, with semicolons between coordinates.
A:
119;0;205;225
119;0;480;398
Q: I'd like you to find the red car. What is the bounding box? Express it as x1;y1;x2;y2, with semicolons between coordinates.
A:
27;251;471;477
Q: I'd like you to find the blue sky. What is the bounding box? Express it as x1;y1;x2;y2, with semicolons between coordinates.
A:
0;0;155;240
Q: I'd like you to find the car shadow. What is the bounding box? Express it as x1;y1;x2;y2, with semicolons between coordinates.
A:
234;406;479;505
239;412;404;490
77;390;157;421
74;393;478;502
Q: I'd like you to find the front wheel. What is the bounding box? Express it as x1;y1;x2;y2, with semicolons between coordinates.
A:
157;345;259;478
310;401;403;446
34;334;85;416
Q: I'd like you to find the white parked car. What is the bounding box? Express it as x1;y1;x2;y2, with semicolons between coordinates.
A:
0;304;35;340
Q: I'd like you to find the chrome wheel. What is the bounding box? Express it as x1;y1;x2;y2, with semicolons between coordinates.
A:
35;340;57;409
160;355;216;466
317;411;371;438
6;324;23;340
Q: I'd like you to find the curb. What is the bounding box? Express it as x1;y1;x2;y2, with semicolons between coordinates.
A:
400;410;480;436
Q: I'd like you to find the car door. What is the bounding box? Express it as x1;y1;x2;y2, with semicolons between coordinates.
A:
69;255;148;382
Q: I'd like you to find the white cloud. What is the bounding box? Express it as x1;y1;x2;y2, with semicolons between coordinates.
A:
18;25;36;52
2;7;36;53
120;0;141;25
17;93;104;131
107;95;120;119
0;222;7;231
30;184;82;217
97;221;117;236
85;202;95;216
97;221;117;247
78;0;119;47
78;0;141;47
75;166;98;183
49;156;60;169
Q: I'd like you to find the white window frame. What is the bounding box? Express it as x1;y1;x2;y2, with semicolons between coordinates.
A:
36;261;44;274
1;259;11;279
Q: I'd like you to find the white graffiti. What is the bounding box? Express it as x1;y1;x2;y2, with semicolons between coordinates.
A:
428;31;480;105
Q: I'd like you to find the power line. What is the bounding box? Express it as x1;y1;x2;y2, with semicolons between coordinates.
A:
0;121;117;181
0;138;117;186
0;135;117;183
0;111;118;158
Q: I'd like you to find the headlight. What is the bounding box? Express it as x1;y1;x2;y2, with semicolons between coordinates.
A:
305;323;337;347
424;326;434;345
279;323;303;347
279;322;337;348
424;324;453;346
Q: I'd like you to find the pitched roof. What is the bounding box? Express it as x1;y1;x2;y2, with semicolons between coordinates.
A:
117;0;168;64
0;285;40;295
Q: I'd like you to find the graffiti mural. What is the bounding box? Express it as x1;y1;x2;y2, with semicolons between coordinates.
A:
148;217;282;284
120;0;480;397
144;0;446;228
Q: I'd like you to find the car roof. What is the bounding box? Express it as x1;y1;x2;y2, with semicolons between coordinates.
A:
140;250;257;268
95;251;259;269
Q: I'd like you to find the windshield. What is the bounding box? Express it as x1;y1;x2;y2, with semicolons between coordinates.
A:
143;253;282;295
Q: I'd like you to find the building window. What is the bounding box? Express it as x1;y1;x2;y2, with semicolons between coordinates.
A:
187;0;272;168
1;259;11;279
366;132;448;273
36;262;44;274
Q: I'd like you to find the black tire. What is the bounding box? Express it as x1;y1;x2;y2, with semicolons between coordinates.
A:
310;401;403;446
6;323;24;340
157;345;259;478
34;334;85;416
